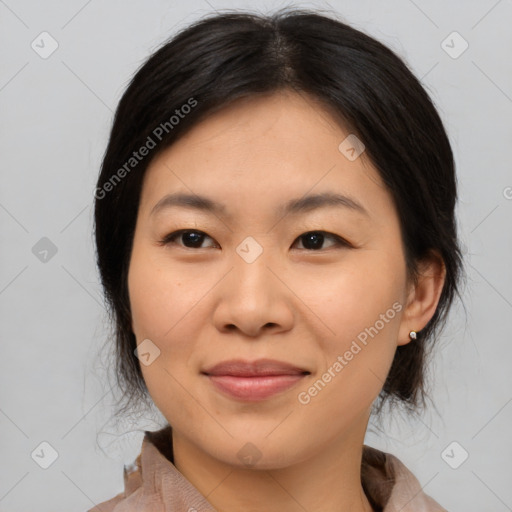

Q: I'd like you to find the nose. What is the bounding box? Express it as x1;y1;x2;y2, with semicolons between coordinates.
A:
212;249;295;338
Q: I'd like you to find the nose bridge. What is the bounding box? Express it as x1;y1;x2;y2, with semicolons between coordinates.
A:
232;235;278;301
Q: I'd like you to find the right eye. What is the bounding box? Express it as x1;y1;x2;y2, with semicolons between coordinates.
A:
159;229;219;249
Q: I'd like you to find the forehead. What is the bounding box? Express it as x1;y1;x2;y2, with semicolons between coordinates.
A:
138;90;394;223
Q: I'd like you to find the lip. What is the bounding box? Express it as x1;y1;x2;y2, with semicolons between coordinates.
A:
203;358;309;377
202;359;310;401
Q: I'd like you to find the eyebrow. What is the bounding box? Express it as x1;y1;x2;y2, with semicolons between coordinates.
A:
150;191;370;219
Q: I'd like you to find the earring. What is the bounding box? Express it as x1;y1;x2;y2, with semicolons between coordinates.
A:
409;330;417;340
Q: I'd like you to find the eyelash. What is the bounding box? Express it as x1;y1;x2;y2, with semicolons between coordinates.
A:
158;229;352;251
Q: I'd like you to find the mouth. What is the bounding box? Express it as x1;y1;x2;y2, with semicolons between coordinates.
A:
201;359;310;402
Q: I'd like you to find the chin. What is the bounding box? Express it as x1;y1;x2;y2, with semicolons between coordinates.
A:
199;432;312;470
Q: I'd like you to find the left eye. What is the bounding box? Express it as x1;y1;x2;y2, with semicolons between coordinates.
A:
159;230;350;251
292;231;349;251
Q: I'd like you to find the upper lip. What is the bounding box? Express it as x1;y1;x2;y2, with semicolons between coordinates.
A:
202;358;310;377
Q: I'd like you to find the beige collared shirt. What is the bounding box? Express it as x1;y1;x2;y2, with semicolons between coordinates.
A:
89;426;447;511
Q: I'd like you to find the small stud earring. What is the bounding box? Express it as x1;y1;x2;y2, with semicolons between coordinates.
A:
409;330;417;340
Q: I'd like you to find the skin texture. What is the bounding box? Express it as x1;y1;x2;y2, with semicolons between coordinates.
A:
127;89;446;512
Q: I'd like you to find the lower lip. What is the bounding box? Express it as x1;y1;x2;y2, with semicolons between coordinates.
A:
206;374;307;401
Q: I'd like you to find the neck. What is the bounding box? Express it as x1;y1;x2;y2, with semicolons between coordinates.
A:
172;420;374;512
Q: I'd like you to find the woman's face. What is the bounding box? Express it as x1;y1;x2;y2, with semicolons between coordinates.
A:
127;90;416;468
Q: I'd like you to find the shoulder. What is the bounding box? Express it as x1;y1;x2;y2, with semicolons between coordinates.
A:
362;445;448;512
87;492;124;512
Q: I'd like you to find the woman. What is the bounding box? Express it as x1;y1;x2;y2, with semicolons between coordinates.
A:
91;7;463;511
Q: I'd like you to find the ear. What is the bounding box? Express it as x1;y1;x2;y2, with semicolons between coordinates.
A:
397;250;446;346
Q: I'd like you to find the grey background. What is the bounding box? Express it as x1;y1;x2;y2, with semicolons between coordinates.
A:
1;0;511;510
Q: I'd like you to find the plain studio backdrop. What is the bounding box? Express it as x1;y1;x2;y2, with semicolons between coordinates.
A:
1;1;511;511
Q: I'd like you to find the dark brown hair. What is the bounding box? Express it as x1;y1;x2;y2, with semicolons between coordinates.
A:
94;7;464;418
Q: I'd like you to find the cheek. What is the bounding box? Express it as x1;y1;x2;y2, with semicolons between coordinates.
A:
296;294;402;422
302;252;405;398
295;248;406;343
128;243;198;341
127;244;211;414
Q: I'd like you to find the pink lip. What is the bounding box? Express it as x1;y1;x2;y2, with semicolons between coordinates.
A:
202;359;310;401
207;374;307;401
